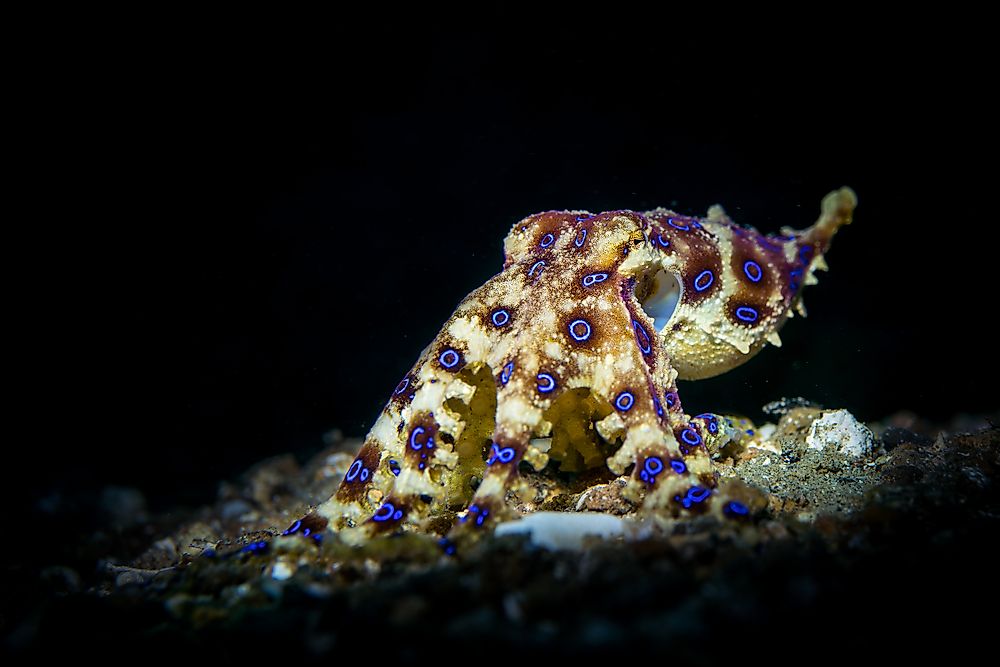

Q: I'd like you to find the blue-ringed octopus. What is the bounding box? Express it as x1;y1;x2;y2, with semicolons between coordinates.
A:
286;188;857;549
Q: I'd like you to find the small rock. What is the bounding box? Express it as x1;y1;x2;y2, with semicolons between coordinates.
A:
270;560;295;581
806;409;875;458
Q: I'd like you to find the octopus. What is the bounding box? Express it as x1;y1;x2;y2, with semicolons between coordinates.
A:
286;188;857;549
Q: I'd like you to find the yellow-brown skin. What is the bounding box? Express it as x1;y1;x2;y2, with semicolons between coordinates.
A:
304;188;856;546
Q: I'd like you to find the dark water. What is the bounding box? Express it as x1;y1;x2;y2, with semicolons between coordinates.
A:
26;19;995;513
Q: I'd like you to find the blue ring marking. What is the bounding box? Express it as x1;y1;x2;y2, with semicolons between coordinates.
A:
568;319;592;342
656;233;670;248
282;519;302;536
426;436;435;449
372;502;398;522
394;378;409;395
633;320;652;355
725;501;749;516
540;232;555;248
735;306;759;323
536;373;556;393
653;396;664;417
670;459;687;474
528;260;545;277
392;510;403;521
389;459;401;476
574;228;588;247
582;272;609;287
789;269;803;277
302;528;311;537
680;486;712;508
799;246;813;263
667;218;690;231
346;459;363;482
743;260;763;283
439;349;460;368
410;426;426;450
486;443;517;465
644;457;664;475
696;413;719;435
665;392;677;408
500;361;514;385
681;428;702;446
693;270;714;292
439;537;457;555
614;391;634;412
491;309;510;327
360;468;370;482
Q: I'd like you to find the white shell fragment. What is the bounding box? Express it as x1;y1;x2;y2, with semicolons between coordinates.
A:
805;409;875;458
495;511;629;550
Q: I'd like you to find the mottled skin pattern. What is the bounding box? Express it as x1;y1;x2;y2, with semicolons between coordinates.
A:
290;188;857;547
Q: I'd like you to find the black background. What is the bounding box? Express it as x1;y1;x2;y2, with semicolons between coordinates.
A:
26;16;996;511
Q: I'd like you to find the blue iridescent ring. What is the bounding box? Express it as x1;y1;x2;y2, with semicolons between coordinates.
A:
491;309;510;327
528;260;545;277
667;218;690;231
439;349;460;368
393;378;409;395
644;457;664;475
540;232;555;248
410;426;426;450
656;233;670;248
681;486;712;507
582;272;608;287
487;443;516;465
568;319;592;342
725;501;749;516
574;228;588;247
735;306;759;323
696;413;719;434
500;361;514;385
372;502;398;522
693;270;714;292
681;428;702;446
615;391;634;412
346;459;363;482
670;459;687;474
633;320;652;355
743;260;763;283
536;373;556;393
